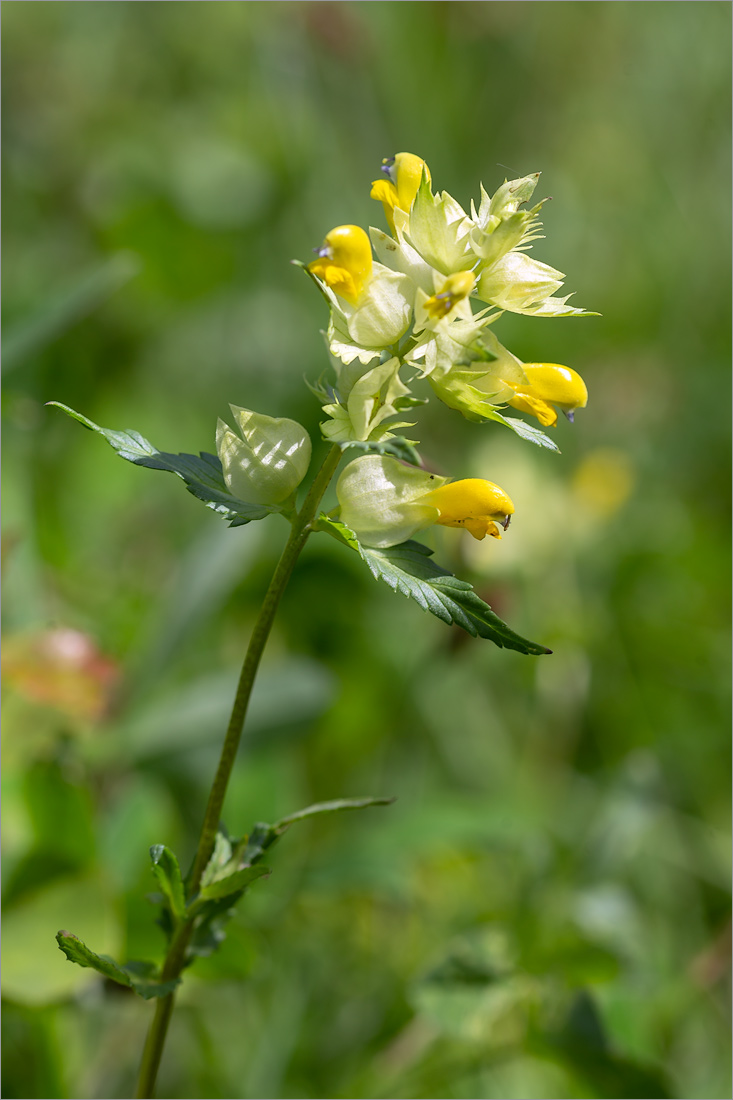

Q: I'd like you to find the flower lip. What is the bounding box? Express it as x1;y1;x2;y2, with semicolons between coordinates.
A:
420;478;516;541
381;156;396;182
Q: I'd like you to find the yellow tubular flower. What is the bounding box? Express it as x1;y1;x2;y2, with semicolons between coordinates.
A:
507;363;588;427
424;271;476;320
421;478;515;541
370;152;431;234
308;225;373;305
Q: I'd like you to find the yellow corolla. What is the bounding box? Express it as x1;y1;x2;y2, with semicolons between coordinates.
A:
424;271;476;321
308;225;373;305
370;152;431;234
421;478;515;541
507;363;588;427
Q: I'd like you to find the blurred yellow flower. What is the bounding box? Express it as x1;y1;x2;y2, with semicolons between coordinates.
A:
572;448;634;519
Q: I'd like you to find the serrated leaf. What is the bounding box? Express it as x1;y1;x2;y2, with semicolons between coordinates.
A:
323;523;548;654
47;402;278;526
363;540;550;655
318;518;548;653
483;408;561;452
199;864;270;901
149;845;186;923
340;436;422;467
55;931;178;999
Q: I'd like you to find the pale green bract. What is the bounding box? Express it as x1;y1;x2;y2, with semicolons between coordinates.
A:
400;177;475;276
216;406;312;506
321;357;413;444
336;454;447;549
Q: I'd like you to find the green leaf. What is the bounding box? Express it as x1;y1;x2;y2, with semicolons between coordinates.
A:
318;520;550;655
187;894;243;958
483;408;561;452
47;402;278;526
303;371;335;406
393;394;430;410
340;436;422;467
236;822;280;867
149;845;186;922
55;931;178;999
199;830;233;889
291;257;333;306
273;796;396;831
363;540;550;655
313;515;362;551
199;864;270;901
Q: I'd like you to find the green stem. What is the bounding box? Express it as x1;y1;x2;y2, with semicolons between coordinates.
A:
134;444;342;1099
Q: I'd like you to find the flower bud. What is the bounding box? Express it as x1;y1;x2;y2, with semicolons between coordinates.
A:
216;406;311;505
423;271;476;321
487;173;541;219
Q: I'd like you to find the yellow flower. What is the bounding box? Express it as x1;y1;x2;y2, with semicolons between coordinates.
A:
423;271;476;321
370;152;431;234
506;363;588;427
421;478;515;541
335;456;514;548
308;225;373;305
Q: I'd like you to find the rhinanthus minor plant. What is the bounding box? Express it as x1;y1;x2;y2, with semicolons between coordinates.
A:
50;152;594;1098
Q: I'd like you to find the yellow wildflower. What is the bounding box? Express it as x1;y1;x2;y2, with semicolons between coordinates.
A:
423;271;476;321
421;478;515;541
506;363;588;427
308;225;373;305
370;152;430;234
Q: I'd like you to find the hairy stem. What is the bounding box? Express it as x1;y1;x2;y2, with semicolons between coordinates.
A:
135;444;342;1099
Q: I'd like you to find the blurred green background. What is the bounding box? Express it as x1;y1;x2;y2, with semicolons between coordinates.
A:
2;3;730;1098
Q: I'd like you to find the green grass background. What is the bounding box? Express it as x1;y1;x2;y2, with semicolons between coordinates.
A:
2;3;730;1097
